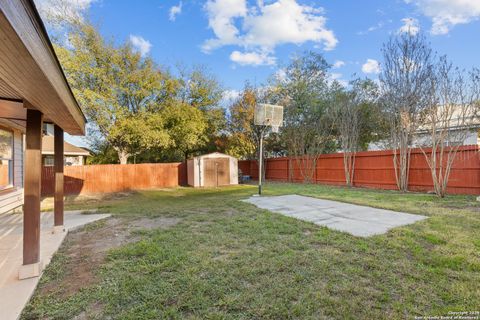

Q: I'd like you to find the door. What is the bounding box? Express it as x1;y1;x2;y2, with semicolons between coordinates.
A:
204;158;230;187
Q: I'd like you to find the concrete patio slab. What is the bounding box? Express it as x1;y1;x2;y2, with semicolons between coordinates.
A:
0;210;110;320
243;194;426;237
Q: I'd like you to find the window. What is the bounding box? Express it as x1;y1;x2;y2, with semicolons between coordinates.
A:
0;128;13;190
43;156;54;166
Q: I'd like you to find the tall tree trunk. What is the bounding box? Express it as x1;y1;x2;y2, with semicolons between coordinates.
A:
118;149;129;164
343;151;356;187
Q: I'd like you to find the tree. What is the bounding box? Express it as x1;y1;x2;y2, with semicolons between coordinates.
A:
159;101;209;160
55;24;174;163
176;65;226;154
42;3;227;165
225;85;261;159
225;84;282;183
276;52;337;182
418;57;480;197
86;139;119;164
380;32;435;191
334;88;358;187
335;78;381;186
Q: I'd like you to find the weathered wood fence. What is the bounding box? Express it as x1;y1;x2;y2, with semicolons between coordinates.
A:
239;146;480;195
42;162;187;196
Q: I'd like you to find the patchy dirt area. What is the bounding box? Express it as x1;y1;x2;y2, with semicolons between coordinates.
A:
129;217;182;230
37;216;181;300
41;192;137;211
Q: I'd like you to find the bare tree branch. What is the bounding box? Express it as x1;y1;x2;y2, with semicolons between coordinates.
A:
380;32;435;191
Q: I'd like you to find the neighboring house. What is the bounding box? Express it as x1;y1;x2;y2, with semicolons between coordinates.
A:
42;124;90;166
368;105;480;151
0;0;86;278
414;104;480;147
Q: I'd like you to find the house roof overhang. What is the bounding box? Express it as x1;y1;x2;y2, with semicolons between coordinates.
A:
0;0;86;135
41;135;91;156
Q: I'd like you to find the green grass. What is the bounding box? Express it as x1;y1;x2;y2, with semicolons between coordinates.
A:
22;183;480;319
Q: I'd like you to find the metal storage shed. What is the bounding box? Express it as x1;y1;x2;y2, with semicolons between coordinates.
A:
187;153;238;187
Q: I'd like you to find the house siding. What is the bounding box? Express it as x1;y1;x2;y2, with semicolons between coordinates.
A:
13;130;23;188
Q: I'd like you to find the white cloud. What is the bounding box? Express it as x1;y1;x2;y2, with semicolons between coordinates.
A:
328;72;347;87
203;0;337;66
35;0;96;25
129;35;152;56
274;68;287;82
169;2;183;21
357;21;384;35
222;89;241;105
241;1;337;50
405;0;480;35
332;60;345;68
362;59;380;74
399;17;420;35
230;51;276;66
203;0;248;51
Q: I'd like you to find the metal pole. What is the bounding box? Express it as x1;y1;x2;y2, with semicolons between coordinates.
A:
258;130;263;195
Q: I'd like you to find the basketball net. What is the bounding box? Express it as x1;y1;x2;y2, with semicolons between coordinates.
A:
265;118;280;133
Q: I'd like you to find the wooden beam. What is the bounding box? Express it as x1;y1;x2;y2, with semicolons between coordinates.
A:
54;125;64;228
23;108;43;265
0;2;86;134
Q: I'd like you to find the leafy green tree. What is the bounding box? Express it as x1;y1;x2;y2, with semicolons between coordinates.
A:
86;139;119;164
159;101;209;160
225;83;284;162
43;5;228;165
334;78;386;186
334;78;387;151
55;24;174;163
273;51;337;182
225;86;258;159
177;65;226;153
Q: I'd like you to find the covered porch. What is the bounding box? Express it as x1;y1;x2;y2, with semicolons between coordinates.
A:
0;210;110;319
0;0;86;281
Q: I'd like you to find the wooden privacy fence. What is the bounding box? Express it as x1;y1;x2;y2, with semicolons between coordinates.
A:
42;162;187;196
239;145;480;195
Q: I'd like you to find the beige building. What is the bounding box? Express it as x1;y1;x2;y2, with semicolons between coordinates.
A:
42;135;90;166
187;153;239;187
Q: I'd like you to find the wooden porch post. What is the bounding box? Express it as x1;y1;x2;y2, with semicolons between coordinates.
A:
53;125;64;231
20;108;43;279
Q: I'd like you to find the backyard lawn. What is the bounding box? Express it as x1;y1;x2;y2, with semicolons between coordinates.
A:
22;183;480;319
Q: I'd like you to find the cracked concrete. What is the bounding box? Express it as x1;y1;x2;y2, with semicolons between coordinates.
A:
243;194;427;237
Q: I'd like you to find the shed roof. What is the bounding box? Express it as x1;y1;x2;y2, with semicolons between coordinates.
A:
192;152;236;159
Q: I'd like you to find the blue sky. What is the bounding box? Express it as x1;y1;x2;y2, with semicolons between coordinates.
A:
38;0;480;91
36;0;480;145
82;0;480;90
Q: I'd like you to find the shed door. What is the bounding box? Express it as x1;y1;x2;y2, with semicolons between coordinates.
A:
204;158;230;187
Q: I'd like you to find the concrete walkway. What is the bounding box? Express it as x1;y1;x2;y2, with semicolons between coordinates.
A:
0;210;110;320
244;195;426;237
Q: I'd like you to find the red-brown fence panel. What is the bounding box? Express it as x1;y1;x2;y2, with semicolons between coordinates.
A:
238;160;252;176
41;162;187;197
243;146;480;195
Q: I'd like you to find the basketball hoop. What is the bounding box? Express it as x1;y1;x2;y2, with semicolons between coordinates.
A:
254;104;284;127
253;103;284;195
